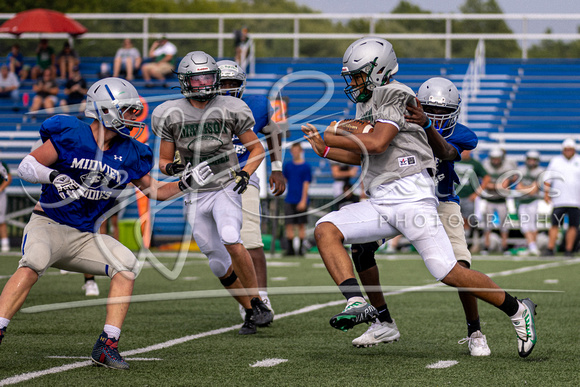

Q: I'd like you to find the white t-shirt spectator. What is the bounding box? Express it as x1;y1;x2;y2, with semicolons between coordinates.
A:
545;154;580;208
0;71;19;90
152;42;177;61
115;47;141;64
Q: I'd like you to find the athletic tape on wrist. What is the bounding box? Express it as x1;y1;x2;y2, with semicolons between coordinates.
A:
271;160;282;171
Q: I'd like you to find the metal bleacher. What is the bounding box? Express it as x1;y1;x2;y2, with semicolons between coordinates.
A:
2;56;580;244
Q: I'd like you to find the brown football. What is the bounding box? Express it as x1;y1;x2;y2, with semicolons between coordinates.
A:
333;119;374;134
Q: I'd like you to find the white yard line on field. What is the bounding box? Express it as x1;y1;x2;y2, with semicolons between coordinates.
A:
1;258;578;386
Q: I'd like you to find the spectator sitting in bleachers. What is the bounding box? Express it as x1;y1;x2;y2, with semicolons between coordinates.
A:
141;37;177;87
57;41;80;81
6;44;26;80
29;68;59;117
59;67;87;114
30;39;56;80
0;65;20;111
113;39;142;81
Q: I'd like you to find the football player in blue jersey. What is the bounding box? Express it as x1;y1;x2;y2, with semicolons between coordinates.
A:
0;77;213;369
347;77;492;356
217;60;286;320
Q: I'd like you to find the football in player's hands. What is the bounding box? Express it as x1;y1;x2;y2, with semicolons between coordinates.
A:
332;119;374;134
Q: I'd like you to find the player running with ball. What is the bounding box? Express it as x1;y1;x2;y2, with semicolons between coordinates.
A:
302;36;537;358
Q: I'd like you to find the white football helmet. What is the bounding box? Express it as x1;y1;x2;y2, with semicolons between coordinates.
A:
417;77;461;138
85;77;145;139
525;150;540;169
177;51;220;101
341;36;399;103
217;60;246;98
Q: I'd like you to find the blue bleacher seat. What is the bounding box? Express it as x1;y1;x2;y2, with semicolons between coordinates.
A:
3;56;580;242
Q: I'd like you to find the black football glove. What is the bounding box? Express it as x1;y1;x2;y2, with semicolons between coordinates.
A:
166;162;186;176
232;170;250;194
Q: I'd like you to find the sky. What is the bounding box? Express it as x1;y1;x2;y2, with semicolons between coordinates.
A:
293;0;580;36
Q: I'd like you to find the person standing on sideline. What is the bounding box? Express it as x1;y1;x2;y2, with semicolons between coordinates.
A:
481;148;514;254
217;60;286;319
301;36;537;358
515;150;544;257
282;143;312;256
0;160;12;252
152;51;273;335
234;27;250;67
455;149;490;253
0;77;214;369
544;138;580;257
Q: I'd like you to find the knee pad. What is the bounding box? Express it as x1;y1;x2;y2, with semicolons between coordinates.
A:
351;241;380;273
208;255;231;278
219;270;238;287
221;225;240;245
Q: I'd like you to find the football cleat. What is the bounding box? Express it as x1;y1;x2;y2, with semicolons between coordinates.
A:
0;327;6;345
511;298;537;358
82;280;100;296
330;298;378;332
239;310;257;335
251;297;274;327
458;330;491;356
352;319;400;347
91;331;129;370
240;294;274;321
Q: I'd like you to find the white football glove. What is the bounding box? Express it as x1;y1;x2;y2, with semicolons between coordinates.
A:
179;162;214;191
52;174;86;200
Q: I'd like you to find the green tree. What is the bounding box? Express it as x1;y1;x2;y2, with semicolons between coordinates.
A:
528;27;580;58
453;0;521;58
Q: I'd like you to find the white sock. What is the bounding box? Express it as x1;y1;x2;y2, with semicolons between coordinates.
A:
529;242;537;250
103;324;121;340
259;290;268;300
1;238;8;247
0;317;10;329
510;300;525;319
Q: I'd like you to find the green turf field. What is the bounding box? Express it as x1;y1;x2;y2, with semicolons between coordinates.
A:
0;251;578;386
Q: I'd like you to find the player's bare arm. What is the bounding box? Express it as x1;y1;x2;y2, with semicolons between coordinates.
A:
265;122;286;196
302;123;361;165
29;139;58;166
323;121;398;155
238;129;265;176
158;139;177;175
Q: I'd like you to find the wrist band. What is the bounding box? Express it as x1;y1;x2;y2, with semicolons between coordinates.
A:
271;160;282;172
422;118;432;129
322;146;331;158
